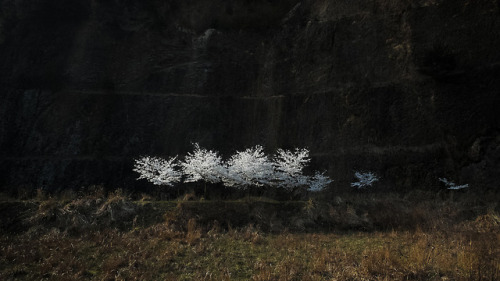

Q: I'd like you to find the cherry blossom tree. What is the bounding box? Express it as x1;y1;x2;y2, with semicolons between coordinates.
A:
133;145;334;194
180;143;225;184
308;171;333;192
351;171;379;189
273;148;311;190
133;156;182;186
439;178;468;190
222;145;275;189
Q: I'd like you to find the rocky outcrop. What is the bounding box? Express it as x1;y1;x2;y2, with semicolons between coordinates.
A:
1;0;499;191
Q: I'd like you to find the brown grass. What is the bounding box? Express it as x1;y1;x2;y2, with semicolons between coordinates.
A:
1;224;498;280
0;189;499;280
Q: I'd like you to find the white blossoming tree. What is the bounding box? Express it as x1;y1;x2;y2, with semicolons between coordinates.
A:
180;143;225;184
222;145;275;189
439;178;468;190
351;171;379;189
273;148;311;190
308;171;333;192
180;143;225;195
133;145;334;195
133;156;182;186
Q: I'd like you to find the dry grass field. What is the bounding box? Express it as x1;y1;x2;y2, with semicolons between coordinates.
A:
0;188;499;280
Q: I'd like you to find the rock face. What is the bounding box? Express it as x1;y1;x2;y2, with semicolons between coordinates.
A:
1;0;499;191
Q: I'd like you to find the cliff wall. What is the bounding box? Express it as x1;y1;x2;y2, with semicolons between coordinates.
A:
1;0;499;191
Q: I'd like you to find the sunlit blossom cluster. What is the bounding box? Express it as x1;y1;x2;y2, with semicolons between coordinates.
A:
134;144;332;192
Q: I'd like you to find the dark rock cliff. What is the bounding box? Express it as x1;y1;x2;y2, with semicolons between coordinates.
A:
1;0;499;191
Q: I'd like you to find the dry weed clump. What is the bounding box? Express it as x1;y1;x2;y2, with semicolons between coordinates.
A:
186;218;202;244
21;189;149;236
241;224;265;245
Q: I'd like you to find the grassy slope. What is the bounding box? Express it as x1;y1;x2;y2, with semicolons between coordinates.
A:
0;191;499;280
